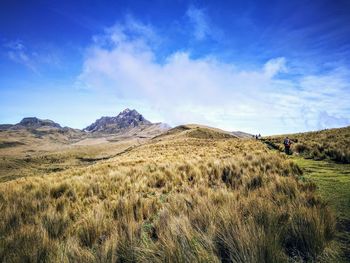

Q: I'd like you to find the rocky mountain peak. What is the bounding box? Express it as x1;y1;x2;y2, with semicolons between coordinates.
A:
117;108;149;122
84;109;152;133
121;108;132;114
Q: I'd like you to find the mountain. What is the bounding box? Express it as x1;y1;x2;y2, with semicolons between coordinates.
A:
17;117;62;129
0;110;170;144
0;117;62;130
85;108;155;133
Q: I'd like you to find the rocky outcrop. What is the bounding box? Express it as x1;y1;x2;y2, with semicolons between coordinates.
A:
84;108;152;133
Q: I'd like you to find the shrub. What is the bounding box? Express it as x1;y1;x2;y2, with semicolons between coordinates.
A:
294;143;309;154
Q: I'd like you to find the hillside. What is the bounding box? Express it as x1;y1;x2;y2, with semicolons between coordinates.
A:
0;127;338;262
155;124;239;141
0;126;153;182
264;126;350;163
263;125;350;261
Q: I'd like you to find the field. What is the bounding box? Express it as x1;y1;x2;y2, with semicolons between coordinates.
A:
0;128;149;182
264;126;350;262
0;125;340;262
294;157;350;261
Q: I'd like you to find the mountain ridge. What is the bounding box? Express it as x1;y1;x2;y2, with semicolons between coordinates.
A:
0;117;62;130
0;109;255;139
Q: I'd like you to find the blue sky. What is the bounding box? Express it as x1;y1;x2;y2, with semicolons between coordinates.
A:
1;0;350;135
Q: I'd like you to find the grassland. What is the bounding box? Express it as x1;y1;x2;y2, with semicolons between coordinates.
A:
264;126;350;262
293;158;350;261
264;126;350;163
0;126;339;262
0;128;148;182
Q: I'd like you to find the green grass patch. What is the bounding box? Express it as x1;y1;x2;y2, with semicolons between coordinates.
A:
292;157;350;261
293;158;350;219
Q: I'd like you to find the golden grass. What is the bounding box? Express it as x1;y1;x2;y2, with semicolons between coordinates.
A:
0;132;143;182
0;128;338;262
264;126;350;163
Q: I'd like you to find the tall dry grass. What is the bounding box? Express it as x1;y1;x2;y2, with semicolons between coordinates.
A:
0;135;338;262
264;126;350;163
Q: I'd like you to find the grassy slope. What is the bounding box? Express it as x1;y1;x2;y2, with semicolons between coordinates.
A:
0;126;339;262
264;126;350;262
0;128;150;182
294;157;350;261
266;126;350;163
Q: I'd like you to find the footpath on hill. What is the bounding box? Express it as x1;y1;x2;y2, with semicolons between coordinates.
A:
293;157;350;262
263;139;350;262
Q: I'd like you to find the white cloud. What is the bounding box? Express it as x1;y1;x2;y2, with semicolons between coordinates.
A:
186;6;211;40
263;57;287;77
77;19;350;135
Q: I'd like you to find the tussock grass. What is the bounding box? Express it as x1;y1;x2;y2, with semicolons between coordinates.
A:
265;126;350;163
0;134;338;262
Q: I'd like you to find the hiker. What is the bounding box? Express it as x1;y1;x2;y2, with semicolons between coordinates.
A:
283;137;291;155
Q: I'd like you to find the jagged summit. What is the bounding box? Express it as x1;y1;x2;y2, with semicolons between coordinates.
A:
84;108;152;133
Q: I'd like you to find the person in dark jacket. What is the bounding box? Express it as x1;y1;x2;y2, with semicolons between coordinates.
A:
283;137;291;155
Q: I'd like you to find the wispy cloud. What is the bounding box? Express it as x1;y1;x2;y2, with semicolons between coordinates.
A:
76;15;350;134
3;40;61;73
263;57;287;77
4;40;38;72
4;40;25;51
186;6;212;41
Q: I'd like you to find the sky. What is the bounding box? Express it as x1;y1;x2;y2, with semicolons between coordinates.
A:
0;0;350;135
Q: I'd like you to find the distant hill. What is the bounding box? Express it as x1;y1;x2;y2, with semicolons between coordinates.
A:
0;117;62;130
231;130;253;138
18;117;61;129
154;124;239;140
0;117;84;154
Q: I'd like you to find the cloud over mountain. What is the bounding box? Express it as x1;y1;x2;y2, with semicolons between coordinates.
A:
76;16;350;134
